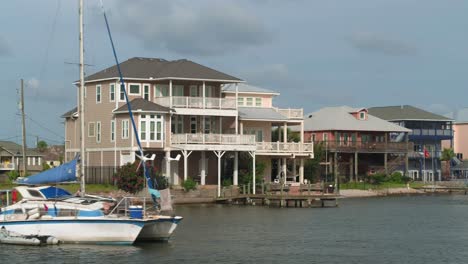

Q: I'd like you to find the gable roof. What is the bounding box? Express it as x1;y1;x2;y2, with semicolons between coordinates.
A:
114;98;171;114
61;107;78;118
222;83;279;95
301;106;410;132
368;105;452;121
83;57;243;83
0;141;42;157
238;107;290;122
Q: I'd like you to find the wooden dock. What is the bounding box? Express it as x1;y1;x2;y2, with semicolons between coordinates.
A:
414;186;468;194
216;194;340;208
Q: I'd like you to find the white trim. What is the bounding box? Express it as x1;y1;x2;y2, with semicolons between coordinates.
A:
109;83;115;102
75;77;245;85
96;84;102;103
66;147;139;152
387;118;454;122
223;91;280;96
113;110;170;114
128;83;141;95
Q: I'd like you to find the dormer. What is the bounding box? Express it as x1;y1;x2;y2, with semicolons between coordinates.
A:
350;108;368;121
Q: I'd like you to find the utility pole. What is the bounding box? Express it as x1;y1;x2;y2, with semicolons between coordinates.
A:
20;79;27;176
79;0;86;196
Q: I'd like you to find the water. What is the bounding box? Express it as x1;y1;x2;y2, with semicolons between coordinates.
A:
2;195;468;264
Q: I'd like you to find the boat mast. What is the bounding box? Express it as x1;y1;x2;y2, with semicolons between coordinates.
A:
20;78;27;177
79;0;86;196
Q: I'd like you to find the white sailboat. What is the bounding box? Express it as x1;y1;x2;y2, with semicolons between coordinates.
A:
0;0;182;244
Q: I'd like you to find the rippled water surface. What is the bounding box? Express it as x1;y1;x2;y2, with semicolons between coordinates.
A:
2;195;468;264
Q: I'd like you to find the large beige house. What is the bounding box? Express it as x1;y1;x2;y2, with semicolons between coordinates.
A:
62;57;313;195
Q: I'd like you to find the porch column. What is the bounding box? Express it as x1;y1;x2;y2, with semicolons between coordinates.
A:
165;150;171;182
334;152;338;194
354;152;358;182
299;159;304;183
235;83;239;134
349;156;353;182
293;159;297;181
233;152;239;185
240;122;244;134
201;151;206;185
384;153;388;175
283;123;287;143
214;151;226;197
282;158;287;181
202;81;206;109
248;151;256;194
169;80;173;108
182;150;193;183
405;133;409;177
300;121;304;143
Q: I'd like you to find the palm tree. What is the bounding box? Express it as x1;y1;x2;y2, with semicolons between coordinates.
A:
440;148;455;180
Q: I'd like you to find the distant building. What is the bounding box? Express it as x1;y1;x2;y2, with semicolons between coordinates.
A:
444;108;468;178
41;145;65;168
368;105;453;181
299;106;411;181
0;140;43;174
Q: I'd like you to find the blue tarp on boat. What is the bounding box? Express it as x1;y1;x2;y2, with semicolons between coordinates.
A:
15;158;77;185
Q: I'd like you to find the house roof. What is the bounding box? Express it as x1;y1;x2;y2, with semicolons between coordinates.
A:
83;57;243;83
222;83;279;95
445;107;468;124
114;98;171;114
238;107;289;122
61;107;78;118
301;106;411;132
368;105;452;121
0;141;42;157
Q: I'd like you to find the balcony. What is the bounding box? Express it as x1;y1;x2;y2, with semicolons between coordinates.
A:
0;163;15;171
171;133;256;151
274;108;304;119
317;141;413;153
408;129;453;138
155;96;236;110
256;142;314;155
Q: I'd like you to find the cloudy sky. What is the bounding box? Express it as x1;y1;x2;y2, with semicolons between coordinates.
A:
1;0;467;146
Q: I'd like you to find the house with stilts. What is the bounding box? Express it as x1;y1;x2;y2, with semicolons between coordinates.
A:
62;57;313;195
299;106;411;181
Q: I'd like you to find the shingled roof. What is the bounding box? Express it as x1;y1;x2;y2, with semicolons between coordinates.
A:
114;98;171;114
0;141;42;157
222;83;279;95
61;107;78;118
368;105;452;121
84;57;243;83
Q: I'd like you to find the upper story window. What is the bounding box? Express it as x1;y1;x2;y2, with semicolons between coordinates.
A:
88;122;95;137
110;83;115;102
129;84;141;95
244;128;263;142
140;114;164;142
119;84;126;101
359;112;366;120
96;121;101;143
190;117;197;133
155;84;169;97
246;98;253;106
143;84;150;100
110;120;115;142
171;115;184;134
96;85;101;103
205;86;214;97
174;85;184;96
311;133;316;142
121;119;129;139
237;97;244;106
255;98;262;107
190;85;199;97
323;133;328;142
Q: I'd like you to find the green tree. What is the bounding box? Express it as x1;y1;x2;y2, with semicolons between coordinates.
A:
272;128;300;142
304;142;325;183
37;140;48;152
441;148;455;180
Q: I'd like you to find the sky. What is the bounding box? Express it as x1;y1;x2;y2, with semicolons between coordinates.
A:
1;0;468;146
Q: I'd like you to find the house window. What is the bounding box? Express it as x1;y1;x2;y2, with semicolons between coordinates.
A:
311;133;316;142
110;120;115;142
246;98;253;106
190;117;197;133
140;115;164;142
96;85;101;103
174;85;184;96
323;133;328;142
129;84;141;95
110;83;115;102
96;121;101;143
205;86;214;97
155;84;169;97
88;122;96;137
190;85;199;97
122;120;129;139
244;128;263;142
143;84;150;100
237;97;244;106
255;98;262;107
171;115;184;133
359;112;366;120
204;116;212;134
120;84;125;101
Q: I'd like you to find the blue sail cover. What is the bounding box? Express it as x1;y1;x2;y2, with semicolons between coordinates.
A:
16;158;77;185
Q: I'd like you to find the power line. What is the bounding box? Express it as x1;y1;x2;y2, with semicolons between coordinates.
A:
25;115;64;140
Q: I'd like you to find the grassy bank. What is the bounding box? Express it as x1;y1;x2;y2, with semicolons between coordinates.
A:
340;182;426;190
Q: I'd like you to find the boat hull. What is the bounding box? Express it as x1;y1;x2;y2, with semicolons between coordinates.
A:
136;216;183;241
0;219;144;245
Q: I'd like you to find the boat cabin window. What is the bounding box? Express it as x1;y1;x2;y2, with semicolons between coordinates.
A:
27;190;44;198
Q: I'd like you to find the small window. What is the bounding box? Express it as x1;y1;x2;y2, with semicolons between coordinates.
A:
88;122;96;137
129;84;140;95
155;84;169;97
96;85;101;103
190;117;197;133
255;98;262;107
122;120;129;139
359;112;366;120
110;83;115;102
311;133;316;142
110;120;115;142
27;190;43;198
246;98;253;106
96;122;101;143
237;97;244;106
323;133;328;142
143;84;150;100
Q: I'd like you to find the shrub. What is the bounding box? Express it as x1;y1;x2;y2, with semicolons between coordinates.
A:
367;173;386;185
182;178;197;192
114;162;145;194
6;170;20;183
222;178;233;187
153;173;169;190
42;162;51;171
389;172;403;183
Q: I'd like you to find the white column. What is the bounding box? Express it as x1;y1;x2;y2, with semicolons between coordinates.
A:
165;151;171;181
283;122;287;143
233;152;238;185
218;153;221;196
235;83;239;134
240;122;243;134
202;81;206;109
282;158;287;181
293;159;297;181
201;151;206;185
183;152;188;182
253;153;256;194
300;121;304;143
169;80;173;108
299;159;304;183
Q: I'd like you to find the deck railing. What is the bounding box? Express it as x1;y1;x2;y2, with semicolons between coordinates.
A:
171;134;256;145
315;141;413;153
256;142;314;154
0;163;15;170
275;108;303;119
155;96;236;110
409;129;453;137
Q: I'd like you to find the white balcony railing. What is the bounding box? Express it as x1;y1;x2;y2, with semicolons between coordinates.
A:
155;96;237;110
172;134;256;145
256;142;314;154
0;163;15;170
274;108;304;119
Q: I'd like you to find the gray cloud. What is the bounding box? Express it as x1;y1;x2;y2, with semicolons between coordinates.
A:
102;0;272;56
349;32;416;56
0;36;11;56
